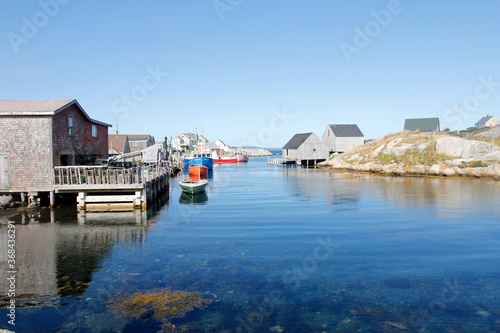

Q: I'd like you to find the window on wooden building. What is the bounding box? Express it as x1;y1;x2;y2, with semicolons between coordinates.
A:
68;117;74;136
92;125;97;137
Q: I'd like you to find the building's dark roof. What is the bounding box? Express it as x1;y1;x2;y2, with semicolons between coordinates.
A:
282;133;313;149
0;99;74;114
328;124;364;137
205;142;220;150
108;134;154;154
127;135;154;142
404;117;440;132
0;99;111;127
475;115;494;126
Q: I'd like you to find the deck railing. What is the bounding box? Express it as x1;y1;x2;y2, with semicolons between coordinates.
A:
53;163;169;187
54;166;142;186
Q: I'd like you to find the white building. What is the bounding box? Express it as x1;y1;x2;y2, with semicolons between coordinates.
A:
172;133;208;151
322;124;364;154
214;139;230;151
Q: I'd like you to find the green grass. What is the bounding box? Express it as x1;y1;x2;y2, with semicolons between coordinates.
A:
375;152;452;166
434;153;449;159
459;160;488;168
398;152;437;165
375;154;395;163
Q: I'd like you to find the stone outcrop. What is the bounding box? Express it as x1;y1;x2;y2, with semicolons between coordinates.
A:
473;127;500;139
320;130;500;180
435;137;497;159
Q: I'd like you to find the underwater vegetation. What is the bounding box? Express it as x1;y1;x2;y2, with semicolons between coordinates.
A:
107;288;212;332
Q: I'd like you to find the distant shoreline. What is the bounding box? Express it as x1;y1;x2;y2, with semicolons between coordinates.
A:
243;148;274;157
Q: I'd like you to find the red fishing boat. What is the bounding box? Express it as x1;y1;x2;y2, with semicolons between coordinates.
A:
188;164;208;177
235;151;248;162
213;156;238;164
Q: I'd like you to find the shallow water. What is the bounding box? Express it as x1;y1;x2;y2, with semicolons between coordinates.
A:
1;157;499;332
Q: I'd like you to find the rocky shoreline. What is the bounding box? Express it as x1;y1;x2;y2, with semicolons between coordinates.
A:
319;130;500;180
243;148;273;156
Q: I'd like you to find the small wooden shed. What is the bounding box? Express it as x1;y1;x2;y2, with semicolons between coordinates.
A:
282;132;326;165
322;124;364;154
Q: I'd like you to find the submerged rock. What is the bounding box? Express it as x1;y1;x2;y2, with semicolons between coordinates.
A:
476;310;491;317
270;325;283;332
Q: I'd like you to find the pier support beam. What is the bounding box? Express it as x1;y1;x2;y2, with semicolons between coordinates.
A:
77;192;86;210
50;191;56;207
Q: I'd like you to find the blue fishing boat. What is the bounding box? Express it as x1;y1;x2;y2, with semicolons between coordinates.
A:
191;156;214;170
183;151;214;170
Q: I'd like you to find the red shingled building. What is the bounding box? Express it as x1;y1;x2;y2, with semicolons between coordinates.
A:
0;99;111;202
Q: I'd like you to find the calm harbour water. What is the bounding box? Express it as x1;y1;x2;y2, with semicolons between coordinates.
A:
1;156;500;332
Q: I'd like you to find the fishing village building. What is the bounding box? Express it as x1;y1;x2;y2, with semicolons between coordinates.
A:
108;134;155;157
172;133;209;151
281;124;365;166
282;132;327;166
0;99;111;202
475;115;499;128
322;124;364;154
214;139;230;151
404;117;440;132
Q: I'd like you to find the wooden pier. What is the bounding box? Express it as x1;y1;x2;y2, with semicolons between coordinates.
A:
53;164;169;211
267;157;297;166
268;157;326;167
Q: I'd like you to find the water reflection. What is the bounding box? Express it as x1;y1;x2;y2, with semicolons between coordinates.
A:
333;172;500;214
280;168;362;208
183;167;214;180
1;158;499;332
281;167;500;213
0;208;157;302
179;192;208;205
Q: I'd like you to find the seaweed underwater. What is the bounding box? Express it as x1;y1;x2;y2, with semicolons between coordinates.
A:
107;288;212;332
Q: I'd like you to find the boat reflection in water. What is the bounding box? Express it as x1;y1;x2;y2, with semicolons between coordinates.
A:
179;191;208;205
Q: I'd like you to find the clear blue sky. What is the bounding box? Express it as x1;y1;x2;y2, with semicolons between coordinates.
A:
2;0;500;147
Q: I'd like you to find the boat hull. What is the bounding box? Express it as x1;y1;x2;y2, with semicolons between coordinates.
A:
179;179;208;194
213;157;238;164
189;165;208;178
191;157;214;169
236;154;248;162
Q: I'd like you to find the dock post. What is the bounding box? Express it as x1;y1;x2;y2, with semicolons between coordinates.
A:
77;192;86;210
50;191;56;207
78;210;86;225
134;191;142;209
142;182;149;210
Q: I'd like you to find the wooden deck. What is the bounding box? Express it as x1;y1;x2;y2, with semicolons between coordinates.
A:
53;165;169;211
53;166;142;191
